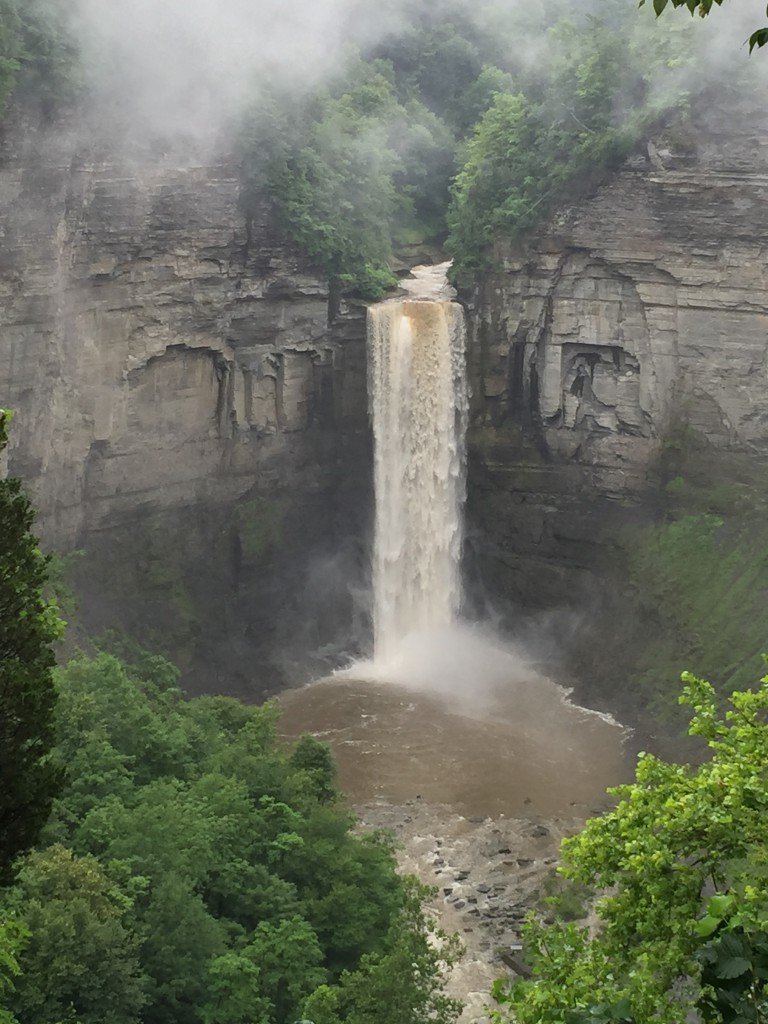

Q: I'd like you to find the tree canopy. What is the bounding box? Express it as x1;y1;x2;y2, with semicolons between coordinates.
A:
492;670;768;1024
240;0;718;294
0;0;77;119
0;410;63;884
1;650;461;1024
1;0;757;295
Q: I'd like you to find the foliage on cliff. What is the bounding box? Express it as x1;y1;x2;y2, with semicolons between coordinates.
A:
445;1;701;283
0;0;77;118
0;411;63;884
240;24;471;299
0;919;24;1024
616;435;768;721
241;61;427;300
629;513;768;717
0;651;461;1024
492;671;768;1024
0;0;736;297
240;0;712;296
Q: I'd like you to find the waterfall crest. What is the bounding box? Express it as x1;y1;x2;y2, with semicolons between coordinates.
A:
368;266;468;665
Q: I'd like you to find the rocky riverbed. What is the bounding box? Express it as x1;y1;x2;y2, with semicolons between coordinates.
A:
357;800;604;1023
280;662;627;1022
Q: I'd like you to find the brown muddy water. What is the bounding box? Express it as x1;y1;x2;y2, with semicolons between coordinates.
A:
280;634;630;1022
279;658;628;818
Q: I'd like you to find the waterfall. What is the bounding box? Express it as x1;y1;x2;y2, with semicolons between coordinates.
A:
368;264;468;665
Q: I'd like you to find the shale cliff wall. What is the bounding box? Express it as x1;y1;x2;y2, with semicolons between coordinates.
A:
4;95;768;707
467;98;768;703
0;121;370;694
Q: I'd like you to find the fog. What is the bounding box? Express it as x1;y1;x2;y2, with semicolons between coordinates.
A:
71;0;410;140
68;0;768;144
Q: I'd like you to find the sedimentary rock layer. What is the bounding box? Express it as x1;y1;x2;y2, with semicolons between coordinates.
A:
468;99;768;619
0;120;369;692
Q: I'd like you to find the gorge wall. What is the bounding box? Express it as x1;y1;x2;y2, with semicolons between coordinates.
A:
467;96;768;711
3;93;768;710
0;118;370;695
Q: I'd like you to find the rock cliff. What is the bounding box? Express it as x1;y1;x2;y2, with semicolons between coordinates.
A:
4;93;768;707
466;96;768;705
0;119;370;694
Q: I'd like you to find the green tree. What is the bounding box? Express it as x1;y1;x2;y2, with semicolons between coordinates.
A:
0;916;25;1024
259;64;401;300
301;878;462;1024
0;1;22;112
9;650;459;1024
0;0;78;120
288;734;338;805
446;7;666;284
640;0;768;52
453;63;514;135
0;651;462;1024
0;410;63;882
138;876;226;1024
200;952;271;1024
447;90;541;282
5;845;146;1024
245;917;326;1024
492;670;768;1024
277;808;402;976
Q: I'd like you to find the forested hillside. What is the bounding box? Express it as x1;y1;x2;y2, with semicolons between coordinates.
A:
240;0;706;293
0;0;721;296
1;648;460;1024
0;0;77;117
0;407;459;1024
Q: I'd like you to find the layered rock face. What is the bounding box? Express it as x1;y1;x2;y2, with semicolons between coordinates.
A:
4;92;768;702
0;121;370;694
467;98;768;649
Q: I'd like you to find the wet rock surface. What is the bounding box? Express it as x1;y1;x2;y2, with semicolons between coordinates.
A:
0;122;370;694
357;799;586;1024
466;97;768;706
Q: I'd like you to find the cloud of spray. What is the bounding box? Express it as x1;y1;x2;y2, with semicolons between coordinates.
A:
323;620;628;823
275;541;373;684
340;619;623;736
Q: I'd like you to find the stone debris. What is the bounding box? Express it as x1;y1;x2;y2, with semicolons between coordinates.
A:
356;800;588;1024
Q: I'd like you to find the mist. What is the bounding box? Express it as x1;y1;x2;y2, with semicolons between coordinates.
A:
65;0;768;147
70;0;410;142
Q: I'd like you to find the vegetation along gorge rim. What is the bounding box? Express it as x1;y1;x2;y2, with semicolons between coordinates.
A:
2;0;768;1022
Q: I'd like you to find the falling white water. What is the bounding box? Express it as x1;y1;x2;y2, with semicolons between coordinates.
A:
368;263;468;665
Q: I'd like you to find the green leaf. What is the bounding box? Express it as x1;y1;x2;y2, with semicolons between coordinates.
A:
696;915;721;938
716;957;752;980
708;893;735;918
720;934;750;959
610;997;633;1021
653;0;670;13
